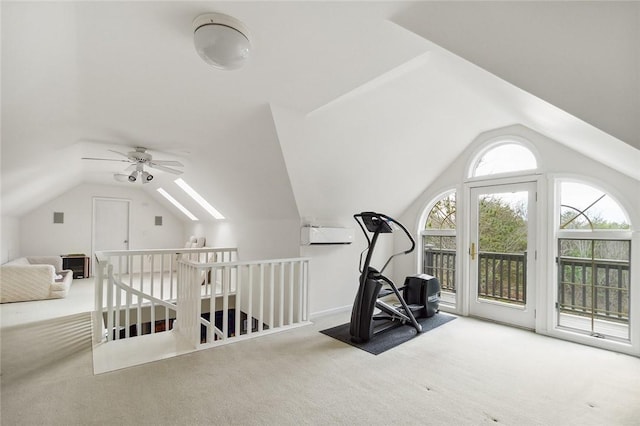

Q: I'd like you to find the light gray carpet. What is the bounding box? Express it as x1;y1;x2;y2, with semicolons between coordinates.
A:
2;311;639;425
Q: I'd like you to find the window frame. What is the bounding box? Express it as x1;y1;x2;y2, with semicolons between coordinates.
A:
415;129;638;356
548;176;637;352
419;189;459;308
466;136;541;182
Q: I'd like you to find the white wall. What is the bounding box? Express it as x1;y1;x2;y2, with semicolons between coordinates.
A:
19;183;186;259
185;218;300;261
301;238;362;316
1;215;20;263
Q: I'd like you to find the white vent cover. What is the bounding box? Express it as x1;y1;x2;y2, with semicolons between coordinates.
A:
301;227;354;245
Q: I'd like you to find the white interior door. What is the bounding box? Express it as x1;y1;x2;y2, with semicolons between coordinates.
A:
469;182;537;329
93;198;130;274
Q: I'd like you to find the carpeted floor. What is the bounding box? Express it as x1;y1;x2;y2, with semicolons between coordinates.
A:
2;308;639;425
0;278;95;328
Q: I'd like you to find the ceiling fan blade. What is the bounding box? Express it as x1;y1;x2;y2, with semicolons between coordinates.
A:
147;162;183;175
107;149;131;158
150;160;184;167
125;164;137;172
82;157;131;162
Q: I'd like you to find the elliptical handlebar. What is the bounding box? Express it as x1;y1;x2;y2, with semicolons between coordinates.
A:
354;212;415;274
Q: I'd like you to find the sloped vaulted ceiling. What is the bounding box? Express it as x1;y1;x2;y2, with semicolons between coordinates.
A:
393;1;640;148
2;1;638;222
273;2;640;222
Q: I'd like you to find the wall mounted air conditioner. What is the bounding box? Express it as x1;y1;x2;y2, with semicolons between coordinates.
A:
301;226;354;245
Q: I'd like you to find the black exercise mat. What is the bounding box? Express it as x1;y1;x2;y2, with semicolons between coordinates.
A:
320;313;456;355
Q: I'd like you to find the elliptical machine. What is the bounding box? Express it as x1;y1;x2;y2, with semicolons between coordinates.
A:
350;212;441;343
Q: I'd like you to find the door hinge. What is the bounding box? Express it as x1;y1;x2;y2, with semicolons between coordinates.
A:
535;250;537;260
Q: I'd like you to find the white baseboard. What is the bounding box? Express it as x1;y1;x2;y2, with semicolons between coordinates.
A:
310;304;351;320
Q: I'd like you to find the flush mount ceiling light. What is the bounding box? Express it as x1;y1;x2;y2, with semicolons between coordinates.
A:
193;13;251;70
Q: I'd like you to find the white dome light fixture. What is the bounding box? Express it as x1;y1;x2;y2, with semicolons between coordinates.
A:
193;13;251;70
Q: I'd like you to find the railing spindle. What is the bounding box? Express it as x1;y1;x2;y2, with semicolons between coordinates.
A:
259;263;265;332
150;254;155;299
211;265;218;341
279;262;285;327
223;266;229;340
106;263;114;341
269;264;275;329
247;265;253;335
235;265;242;338
288;262;294;325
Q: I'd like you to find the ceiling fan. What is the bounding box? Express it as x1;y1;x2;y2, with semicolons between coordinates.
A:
82;147;184;183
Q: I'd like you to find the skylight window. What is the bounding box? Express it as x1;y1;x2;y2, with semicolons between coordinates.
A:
174;178;225;220
157;188;199;221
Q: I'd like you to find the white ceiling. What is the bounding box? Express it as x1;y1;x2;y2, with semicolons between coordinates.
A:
2;1;638;222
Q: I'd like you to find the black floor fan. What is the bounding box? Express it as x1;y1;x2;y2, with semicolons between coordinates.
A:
350;212;441;343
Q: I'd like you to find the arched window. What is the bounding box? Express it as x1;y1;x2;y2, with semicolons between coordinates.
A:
470;142;537;178
559;182;630;230
422;191;457;302
556;180;632;341
425;191;456;230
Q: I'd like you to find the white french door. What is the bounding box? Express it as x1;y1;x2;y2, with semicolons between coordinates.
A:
469;181;537;329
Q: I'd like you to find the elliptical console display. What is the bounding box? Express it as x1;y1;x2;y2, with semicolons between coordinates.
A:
350;212;440;343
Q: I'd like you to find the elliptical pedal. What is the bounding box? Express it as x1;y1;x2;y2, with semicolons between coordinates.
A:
407;304;425;312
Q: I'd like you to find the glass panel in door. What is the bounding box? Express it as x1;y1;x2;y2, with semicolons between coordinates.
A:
469;182;536;329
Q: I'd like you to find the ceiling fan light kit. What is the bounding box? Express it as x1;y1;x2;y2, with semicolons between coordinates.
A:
193;13;251;70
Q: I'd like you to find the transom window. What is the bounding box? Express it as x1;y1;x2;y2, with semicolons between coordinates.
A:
471;142;537;178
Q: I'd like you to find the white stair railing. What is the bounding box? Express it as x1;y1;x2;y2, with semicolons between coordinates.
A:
93;247;237;344
177;257;311;347
105;263;179;340
94;248;311;355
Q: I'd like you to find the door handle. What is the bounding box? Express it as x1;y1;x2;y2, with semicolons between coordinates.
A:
124;240;128;244
470;242;476;260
